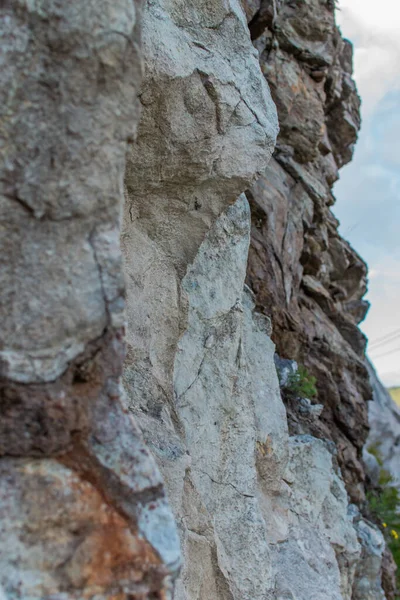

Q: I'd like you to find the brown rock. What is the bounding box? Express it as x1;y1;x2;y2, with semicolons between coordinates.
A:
246;0;372;508
310;69;326;82
0;458;168;599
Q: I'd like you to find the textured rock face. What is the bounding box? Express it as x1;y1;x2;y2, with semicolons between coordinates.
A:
241;1;395;595
272;435;361;600
121;2;387;593
122;0;278;399
0;2;179;598
122;3;279;593
352;511;386;600
366;360;400;485
125;188;374;599
244;0;371;506
2;0;393;599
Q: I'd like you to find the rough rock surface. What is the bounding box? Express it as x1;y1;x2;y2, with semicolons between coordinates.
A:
122;2;279;593
126;188;382;599
122;0;278;401
351;509;387;600
0;2;179;598
121;3;389;593
1;0;395;598
365;359;400;599
244;0;370;507
365;360;400;486
241;1;396;595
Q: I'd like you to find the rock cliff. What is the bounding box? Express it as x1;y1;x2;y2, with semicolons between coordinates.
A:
0;0;396;599
244;0;370;507
365;361;400;487
0;2;179;598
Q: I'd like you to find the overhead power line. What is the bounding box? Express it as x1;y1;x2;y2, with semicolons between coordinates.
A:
369;344;400;360
368;328;400;350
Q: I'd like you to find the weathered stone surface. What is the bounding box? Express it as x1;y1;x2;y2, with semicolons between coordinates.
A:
241;0;394;592
169;198;285;600
366;360;400;485
0;1;179;597
126;188;383;599
122;2;279;595
272;435;361;600
2;0;394;597
351;508;386;600
0;458;169;600
244;0;370;506
0;0;141;383
122;1;278;402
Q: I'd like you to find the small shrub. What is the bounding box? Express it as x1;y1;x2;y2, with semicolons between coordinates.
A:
285;365;317;399
367;442;384;466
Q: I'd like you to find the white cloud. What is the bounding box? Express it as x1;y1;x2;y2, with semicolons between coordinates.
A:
337;1;400;114
338;0;400;32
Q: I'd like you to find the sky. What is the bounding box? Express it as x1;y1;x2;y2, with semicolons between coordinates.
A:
334;0;400;387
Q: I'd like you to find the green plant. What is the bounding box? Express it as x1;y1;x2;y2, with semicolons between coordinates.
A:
367;442;384;466
285;365;317;399
367;445;400;597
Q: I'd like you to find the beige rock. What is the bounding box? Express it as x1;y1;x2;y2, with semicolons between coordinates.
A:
127;191;378;599
122;2;279;595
